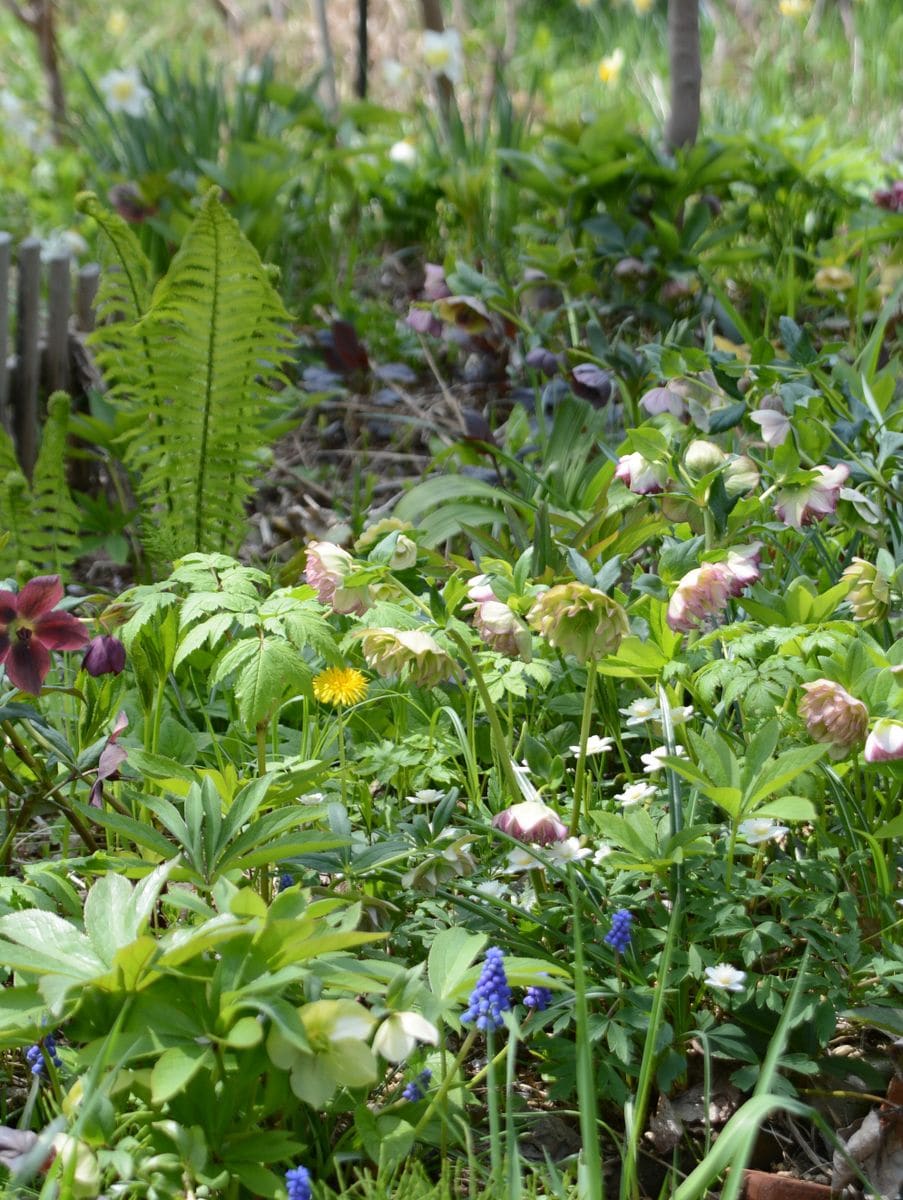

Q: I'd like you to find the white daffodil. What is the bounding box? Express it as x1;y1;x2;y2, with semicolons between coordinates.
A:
99;68;151;117
422;29;463;84
703;963;747;993
738;818;789;846
372;1011;439;1063
615;781;657;808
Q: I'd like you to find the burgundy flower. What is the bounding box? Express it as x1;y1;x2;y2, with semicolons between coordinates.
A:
83;635;126;677
0;576;89;695
89;710;129;807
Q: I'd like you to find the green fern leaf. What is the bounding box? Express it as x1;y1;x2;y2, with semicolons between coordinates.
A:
91;190;293;565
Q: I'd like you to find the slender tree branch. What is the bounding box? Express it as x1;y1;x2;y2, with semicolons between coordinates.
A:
665;0;701;152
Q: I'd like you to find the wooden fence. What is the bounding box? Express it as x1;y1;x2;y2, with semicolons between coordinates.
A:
0;232;100;478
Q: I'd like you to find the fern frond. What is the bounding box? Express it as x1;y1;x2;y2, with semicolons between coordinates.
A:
0;394;81;579
76;191;155;330
114;190;293;562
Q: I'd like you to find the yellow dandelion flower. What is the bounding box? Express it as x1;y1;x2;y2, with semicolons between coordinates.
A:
598;48;625;86
778;0;811;17
313;667;368;707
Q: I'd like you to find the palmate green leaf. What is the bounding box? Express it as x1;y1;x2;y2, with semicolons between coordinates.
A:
745;744;826;807
233;636;311;729
151;1044;215;1104
427;927;486;1003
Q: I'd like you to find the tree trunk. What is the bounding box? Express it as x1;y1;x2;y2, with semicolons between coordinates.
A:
665;0;701;152
2;0;67;141
355;0;368;99
418;0;455;122
312;0;338;114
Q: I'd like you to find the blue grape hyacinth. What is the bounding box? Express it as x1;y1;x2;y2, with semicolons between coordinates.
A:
604;909;634;953
461;946;512;1032
523;985;553;1011
25;1034;62;1077
285;1165;312;1200
402;1067;432;1102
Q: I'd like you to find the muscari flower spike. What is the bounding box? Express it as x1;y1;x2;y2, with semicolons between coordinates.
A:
523;986;554;1012
402;1068;432;1102
285;1164;313;1200
461;946;512;1033
604;909;633;954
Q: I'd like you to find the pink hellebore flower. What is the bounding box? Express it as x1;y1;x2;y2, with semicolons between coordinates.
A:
493;800;568;846
472;600;532;660
750;408;791;448
772;465;849;530
666;562;733;633
0;575;89;694
614;452;669;495
304;541;370;615
863;719;903;764
798;680;868;759
724;543;763;595
640;386;687;420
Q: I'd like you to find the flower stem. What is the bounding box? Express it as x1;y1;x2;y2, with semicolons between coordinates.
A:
486;1027;502;1185
412;1028;477;1137
569;660;598;836
450;632;522;804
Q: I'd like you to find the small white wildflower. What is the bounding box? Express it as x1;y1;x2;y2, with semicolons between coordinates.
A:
641;745;687;774
99;68;151;118
614;781;657;808
545;837;592;864
592;844;613;865
503;846;542;874
703;963;747;993
389;140;417;167
738;817;789;846
406;788;445;805
662;704;694;727
620;697;661;726
299;791;326;806
568;734;615;757
474;879;508;900
372;1011;439;1063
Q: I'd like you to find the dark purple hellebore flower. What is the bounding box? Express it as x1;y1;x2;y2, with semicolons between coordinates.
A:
0;576;89;695
570;363;613;406
83;635;127;677
89;710;129;807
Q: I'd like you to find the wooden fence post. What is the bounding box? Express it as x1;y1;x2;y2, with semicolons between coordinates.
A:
76;263;100;333
14;238;42;479
46;252;71;395
0;232;10;435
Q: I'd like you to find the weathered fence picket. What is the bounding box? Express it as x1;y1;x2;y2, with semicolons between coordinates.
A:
0;234;99;478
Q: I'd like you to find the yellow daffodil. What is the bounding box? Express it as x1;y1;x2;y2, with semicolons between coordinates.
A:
631;0;655;13
598;48;625;86
312;667;368;707
778;0;811;17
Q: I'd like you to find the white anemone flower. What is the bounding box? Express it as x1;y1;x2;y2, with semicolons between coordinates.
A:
99;68;151;117
615;781;657;808
503;846;542;874
703;964;747;993
641;745;687;774
620;697;661;725
389;140;417;167
406;788;446;805
568;734;615;756
372;1011;439;1063
738;817;789;845
592;844;613;865
545;837;593;864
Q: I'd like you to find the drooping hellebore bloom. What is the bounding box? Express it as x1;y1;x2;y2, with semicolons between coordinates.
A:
304;540;370;615
843;557;891;623
666;561;733;633
493;800;568;846
772;464;849;530
864;719;903;764
358;627;454;689
0;576;89;694
749;406;791;448
372;1011;439;1063
640;386;687;420
82;634;126;677
528;582;629;663
799;680;868;759
89;710;129;807
614;451;669;495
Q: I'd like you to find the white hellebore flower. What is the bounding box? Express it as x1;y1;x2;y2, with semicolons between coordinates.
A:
615;781;657;808
99;68;151;117
641;744;687;774
703;963;747;993
373;1012;439;1063
422;29;463;84
569;734;615;756
750;408;791;448
738;817;789;846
